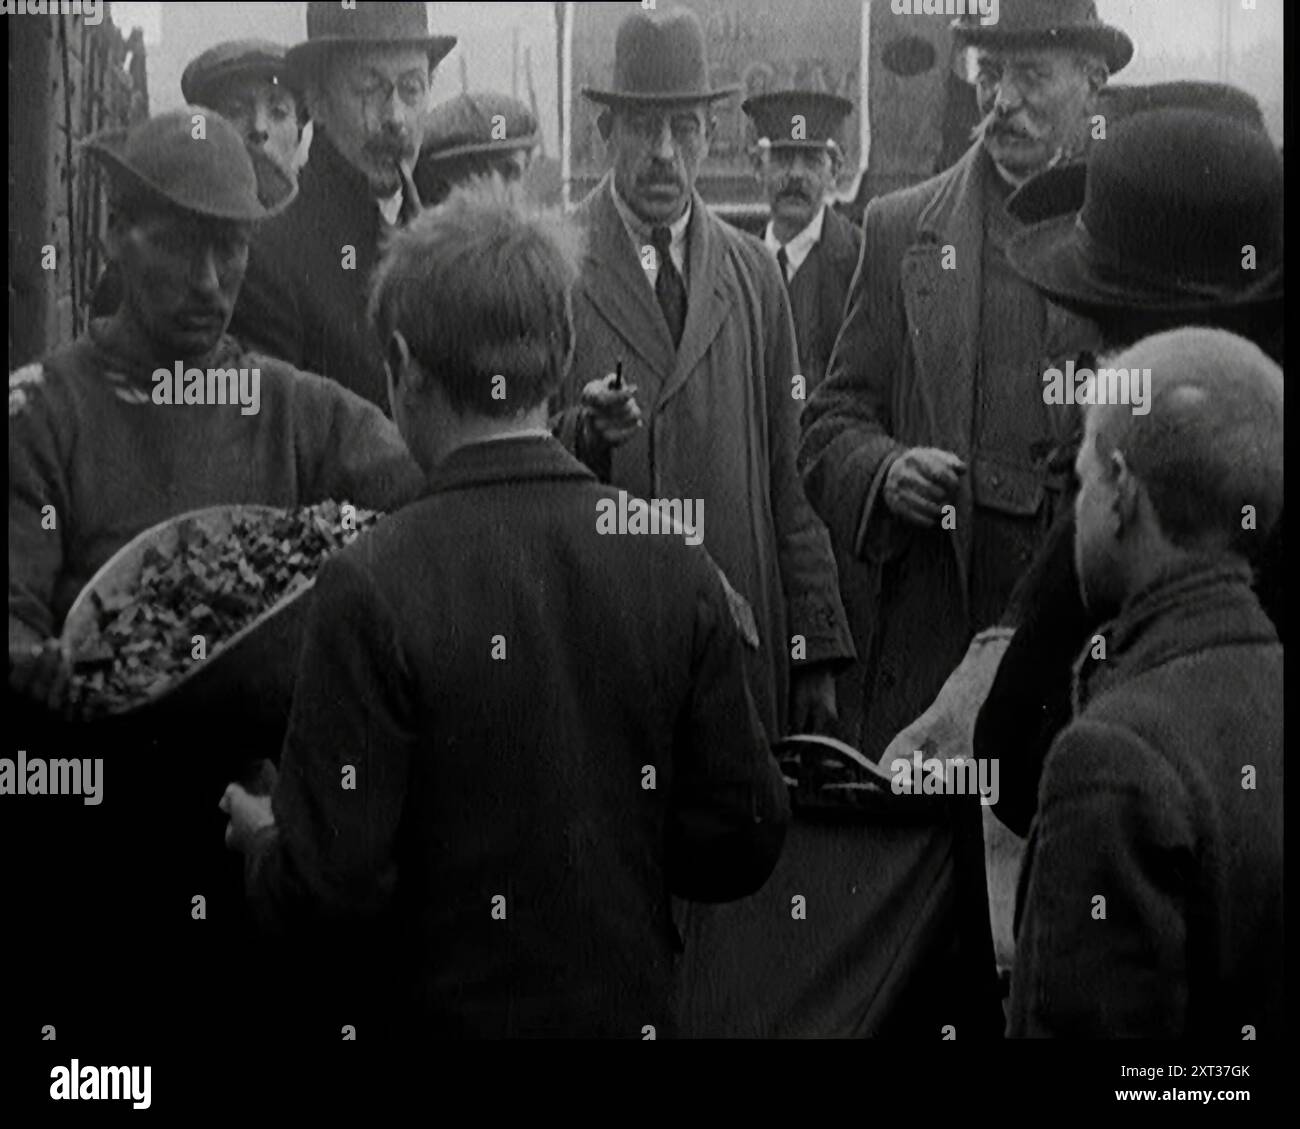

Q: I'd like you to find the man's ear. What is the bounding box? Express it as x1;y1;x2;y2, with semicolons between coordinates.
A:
1108;449;1141;535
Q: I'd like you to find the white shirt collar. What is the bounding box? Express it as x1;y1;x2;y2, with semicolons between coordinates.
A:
764;204;827;280
610;178;691;282
377;189;403;227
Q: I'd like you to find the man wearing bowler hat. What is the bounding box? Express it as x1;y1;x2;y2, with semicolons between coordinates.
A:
8;108;423;1039
551;6;853;1038
414;91;541;208
230;1;457;410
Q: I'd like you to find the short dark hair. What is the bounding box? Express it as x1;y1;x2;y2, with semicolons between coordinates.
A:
368;176;583;417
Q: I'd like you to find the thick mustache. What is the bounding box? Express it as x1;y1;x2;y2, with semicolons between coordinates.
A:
973;109;1037;143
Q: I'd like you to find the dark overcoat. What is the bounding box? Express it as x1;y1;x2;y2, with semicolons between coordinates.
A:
799;142;1098;759
555;175;854;740
230;131;416;411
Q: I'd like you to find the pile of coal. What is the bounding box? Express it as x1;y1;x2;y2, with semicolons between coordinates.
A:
69;501;381;713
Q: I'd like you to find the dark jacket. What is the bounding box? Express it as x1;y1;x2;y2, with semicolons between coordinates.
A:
978;493;1285;839
229;132;417;411
785;205;862;396
1009;557;1283;1038
245;436;790;1038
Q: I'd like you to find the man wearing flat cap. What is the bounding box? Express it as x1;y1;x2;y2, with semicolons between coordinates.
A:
8;108;424;1034
551;6;854;1038
182;39;308;182
414;91;541;208
230;1;457;410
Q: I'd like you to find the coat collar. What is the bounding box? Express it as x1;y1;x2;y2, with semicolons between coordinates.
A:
1072;555;1276;712
299;130;420;225
577;173;735;413
818;205;860;272
423;434;596;497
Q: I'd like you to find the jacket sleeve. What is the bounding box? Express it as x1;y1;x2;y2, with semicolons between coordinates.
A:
798;197;908;562
8;365;69;647
760;251;855;670
287;367;425;512
667;563;791;902
246;549;415;931
229;235;305;369
978;508;1097;837
1008;719;1194;1038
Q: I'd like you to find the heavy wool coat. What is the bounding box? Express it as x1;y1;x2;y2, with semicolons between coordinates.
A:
1009;558;1283;1038
798;142;1098;760
230;132;418;411
245;437;790;1038
555;175;854;739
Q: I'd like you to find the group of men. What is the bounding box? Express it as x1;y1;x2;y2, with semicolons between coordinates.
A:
8;0;1283;1041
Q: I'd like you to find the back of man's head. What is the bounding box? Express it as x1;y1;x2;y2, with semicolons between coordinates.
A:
369;176;583;419
1094;327;1284;558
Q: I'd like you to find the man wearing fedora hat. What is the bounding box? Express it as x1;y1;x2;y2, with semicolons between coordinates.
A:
551;5;853;1039
555;7;852;743
414;91;541;208
8;108;424;1033
799;0;1131;764
229;1;457;410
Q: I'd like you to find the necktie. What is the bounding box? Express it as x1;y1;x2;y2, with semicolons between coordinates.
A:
776;245;791;288
396;161;423;226
651;224;687;349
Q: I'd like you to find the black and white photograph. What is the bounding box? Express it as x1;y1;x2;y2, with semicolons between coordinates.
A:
4;0;1286;1113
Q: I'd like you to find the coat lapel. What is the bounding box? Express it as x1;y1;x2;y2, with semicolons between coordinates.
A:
899;143;986;465
657;196;734;414
577;177;676;389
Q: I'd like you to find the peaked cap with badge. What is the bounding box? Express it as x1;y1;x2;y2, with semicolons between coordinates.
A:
742;90;854;152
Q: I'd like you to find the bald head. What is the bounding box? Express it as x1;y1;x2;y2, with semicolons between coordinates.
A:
1090;327;1284;554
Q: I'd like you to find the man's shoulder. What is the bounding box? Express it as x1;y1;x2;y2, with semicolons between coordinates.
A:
862;154;972;234
10;337;98;422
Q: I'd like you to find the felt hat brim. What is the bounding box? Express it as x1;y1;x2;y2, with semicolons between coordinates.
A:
953;24;1134;75
581;85;740;107
83;130;295;223
1008;212;1284;316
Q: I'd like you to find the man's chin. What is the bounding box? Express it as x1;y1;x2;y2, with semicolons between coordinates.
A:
983;136;1050;180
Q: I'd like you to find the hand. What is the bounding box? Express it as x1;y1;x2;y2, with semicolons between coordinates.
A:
219;782;275;854
884;447;967;528
9;638;79;718
789;666;838;735
580;372;643;451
